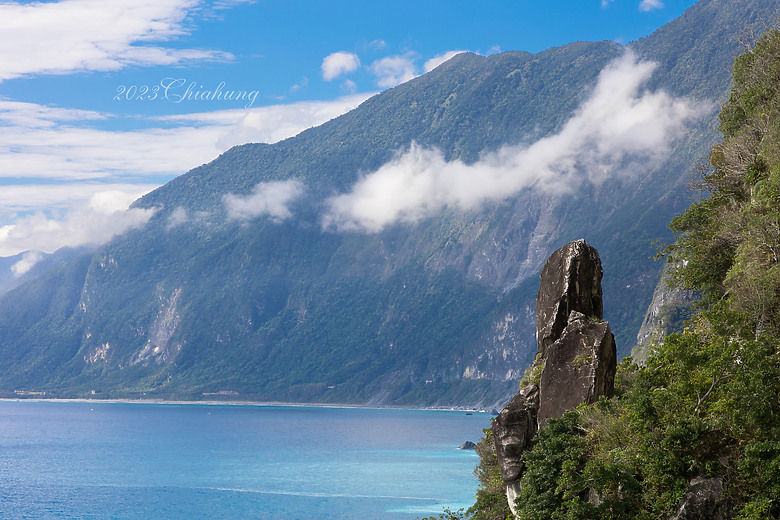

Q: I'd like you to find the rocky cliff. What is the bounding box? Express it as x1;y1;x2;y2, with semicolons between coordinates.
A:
493;239;617;514
633;261;698;363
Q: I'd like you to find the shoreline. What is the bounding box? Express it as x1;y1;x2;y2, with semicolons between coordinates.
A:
0;397;492;413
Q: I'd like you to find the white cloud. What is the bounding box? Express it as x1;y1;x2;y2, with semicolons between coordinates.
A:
224;180;304;221
11;251;43;277
290;77;309;93
602;0;615;7
165;206;212;229
323;52;711;232
370;53;418;88
166;207;191;229
0;190;157;256
0;93;370;252
341;79;358;93
208;0;256;10
321;51;361;81
0;95;369;182
639;0;664;11
0;106;225;181
424;50;467;73
161;93;373;150
0;101;107;128
0;0;236;82
0;183;158;216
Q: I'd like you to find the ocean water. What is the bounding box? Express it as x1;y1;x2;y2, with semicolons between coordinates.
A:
0;400;489;519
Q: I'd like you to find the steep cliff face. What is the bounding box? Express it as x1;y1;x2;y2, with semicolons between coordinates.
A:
494;240;617;515
633;262;698;363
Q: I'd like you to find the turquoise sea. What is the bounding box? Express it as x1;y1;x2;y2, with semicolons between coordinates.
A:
0;400;489;519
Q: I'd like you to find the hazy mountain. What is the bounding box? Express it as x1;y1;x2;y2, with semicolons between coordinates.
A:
0;247;88;297
0;0;774;407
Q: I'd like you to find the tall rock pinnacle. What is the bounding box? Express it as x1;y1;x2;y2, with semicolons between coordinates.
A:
493;239;616;515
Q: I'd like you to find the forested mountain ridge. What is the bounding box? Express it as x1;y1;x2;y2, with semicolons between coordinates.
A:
0;0;775;407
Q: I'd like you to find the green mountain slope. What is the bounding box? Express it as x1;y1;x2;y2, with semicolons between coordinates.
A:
0;0;775;407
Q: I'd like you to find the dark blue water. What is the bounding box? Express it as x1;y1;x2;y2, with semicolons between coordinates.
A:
0;401;488;519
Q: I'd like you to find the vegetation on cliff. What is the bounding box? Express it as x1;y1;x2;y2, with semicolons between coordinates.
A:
451;27;780;520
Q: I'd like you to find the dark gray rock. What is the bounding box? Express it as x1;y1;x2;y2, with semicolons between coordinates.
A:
670;477;730;520
537;311;616;427
493;239;616;514
458;441;477;450
536;239;603;357
492;383;539;482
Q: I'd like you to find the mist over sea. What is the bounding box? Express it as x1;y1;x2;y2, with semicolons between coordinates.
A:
0;400;486;519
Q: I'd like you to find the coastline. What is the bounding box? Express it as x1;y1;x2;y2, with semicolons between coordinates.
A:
0;397;491;413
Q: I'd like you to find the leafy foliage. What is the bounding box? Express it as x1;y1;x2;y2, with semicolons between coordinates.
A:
666;29;780;334
514;411;596;520
463;311;780;519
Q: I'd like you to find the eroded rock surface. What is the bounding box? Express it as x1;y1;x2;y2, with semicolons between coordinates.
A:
506;481;523;517
493;383;539;482
536;239;603;357
537;311;616;427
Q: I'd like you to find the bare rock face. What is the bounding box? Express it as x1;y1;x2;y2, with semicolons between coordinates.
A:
536;239;603;357
506;481;523;517
537;311;616;427
492;239;616;515
669;477;730;520
493;384;539;482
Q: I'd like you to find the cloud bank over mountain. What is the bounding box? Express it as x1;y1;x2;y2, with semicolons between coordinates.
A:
0;52;711;258
224;180;305;222
323;52;710;232
0;190;156;258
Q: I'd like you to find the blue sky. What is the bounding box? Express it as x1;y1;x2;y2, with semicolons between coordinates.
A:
0;0;699;259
